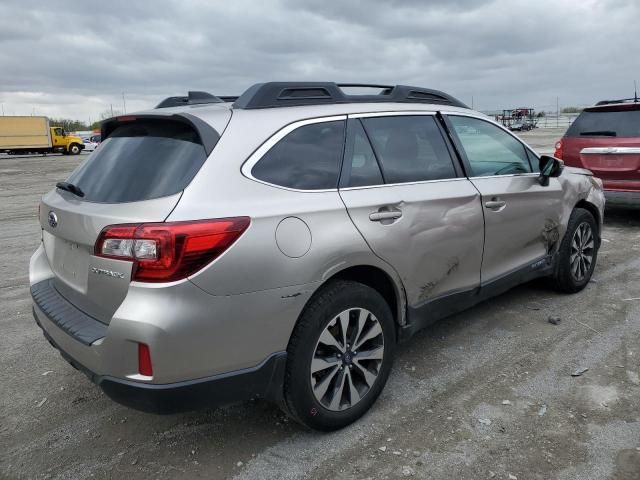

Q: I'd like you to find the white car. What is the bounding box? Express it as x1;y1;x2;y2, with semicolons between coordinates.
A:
82;139;99;152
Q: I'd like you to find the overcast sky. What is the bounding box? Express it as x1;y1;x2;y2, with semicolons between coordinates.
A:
0;0;638;121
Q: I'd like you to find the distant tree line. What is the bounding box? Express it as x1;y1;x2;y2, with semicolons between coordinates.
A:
49;109;123;132
49;118;91;132
561;106;583;114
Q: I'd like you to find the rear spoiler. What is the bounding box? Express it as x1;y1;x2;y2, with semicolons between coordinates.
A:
100;113;220;156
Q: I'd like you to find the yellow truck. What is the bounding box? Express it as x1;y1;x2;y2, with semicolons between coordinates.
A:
0;116;85;155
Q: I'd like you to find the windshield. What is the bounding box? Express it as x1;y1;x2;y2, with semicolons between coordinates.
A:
65;120;209;203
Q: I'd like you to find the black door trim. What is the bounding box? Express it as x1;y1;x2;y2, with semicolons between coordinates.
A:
398;254;555;341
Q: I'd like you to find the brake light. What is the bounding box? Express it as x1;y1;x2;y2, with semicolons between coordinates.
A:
95;217;250;282
138;343;153;376
554;139;563;159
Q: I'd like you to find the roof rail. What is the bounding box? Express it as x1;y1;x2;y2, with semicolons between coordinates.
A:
232;82;469;110
156;91;223;109
595;98;639;106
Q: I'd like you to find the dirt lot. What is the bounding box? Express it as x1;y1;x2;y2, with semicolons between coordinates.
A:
1;132;639;480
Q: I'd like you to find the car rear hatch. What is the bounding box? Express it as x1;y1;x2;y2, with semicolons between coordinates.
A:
580;146;640;190
38;112;229;324
564;104;640;190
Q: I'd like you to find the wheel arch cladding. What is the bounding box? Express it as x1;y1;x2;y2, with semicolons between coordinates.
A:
315;265;404;328
574;200;602;240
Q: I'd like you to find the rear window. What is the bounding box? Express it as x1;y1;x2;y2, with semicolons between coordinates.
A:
566;109;640;138
251;120;346;190
66;120;208;203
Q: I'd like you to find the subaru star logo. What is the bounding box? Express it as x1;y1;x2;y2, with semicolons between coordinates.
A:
48;211;58;228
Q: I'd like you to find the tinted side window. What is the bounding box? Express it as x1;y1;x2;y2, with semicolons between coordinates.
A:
449;116;532;177
252;120;345;190
361;116;456;184
342;120;384;187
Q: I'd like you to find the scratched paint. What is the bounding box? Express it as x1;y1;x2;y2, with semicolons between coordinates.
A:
418;257;460;302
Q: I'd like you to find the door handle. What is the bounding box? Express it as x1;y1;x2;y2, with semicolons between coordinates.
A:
484;200;506;210
369;210;403;222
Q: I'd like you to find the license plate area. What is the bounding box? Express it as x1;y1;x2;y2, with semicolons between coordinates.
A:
43;232;91;291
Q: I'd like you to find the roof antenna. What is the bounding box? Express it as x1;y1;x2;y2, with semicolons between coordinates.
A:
635;80;638;103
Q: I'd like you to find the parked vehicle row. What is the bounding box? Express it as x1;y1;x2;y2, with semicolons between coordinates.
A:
509;120;535;131
30;82;604;430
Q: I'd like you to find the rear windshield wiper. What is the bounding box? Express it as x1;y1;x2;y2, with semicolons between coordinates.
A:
579;130;617;137
56;182;85;198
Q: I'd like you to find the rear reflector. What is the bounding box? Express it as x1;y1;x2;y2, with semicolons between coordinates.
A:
95;217;250;282
138;343;153;376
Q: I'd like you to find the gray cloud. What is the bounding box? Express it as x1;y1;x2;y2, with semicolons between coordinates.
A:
0;0;639;119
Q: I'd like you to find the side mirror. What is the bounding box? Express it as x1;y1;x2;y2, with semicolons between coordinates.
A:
538;155;564;186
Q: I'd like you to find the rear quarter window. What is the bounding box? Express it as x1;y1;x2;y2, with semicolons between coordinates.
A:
65;120;209;203
251;120;346;190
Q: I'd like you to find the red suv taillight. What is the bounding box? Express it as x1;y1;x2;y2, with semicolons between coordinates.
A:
95;217;250;282
554;139;563;159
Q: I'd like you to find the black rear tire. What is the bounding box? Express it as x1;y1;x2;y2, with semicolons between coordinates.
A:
552;208;599;293
283;280;395;431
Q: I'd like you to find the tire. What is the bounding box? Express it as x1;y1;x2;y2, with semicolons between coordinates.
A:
68;144;81;155
552;208;599;293
283;280;396;431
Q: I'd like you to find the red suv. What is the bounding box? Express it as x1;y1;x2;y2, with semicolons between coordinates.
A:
554;99;640;204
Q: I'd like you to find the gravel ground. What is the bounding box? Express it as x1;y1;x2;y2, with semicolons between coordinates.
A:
1;134;639;480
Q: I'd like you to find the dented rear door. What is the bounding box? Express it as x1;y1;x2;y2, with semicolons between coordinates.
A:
339;114;484;308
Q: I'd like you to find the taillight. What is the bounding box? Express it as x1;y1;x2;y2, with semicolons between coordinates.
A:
554;139;563;159
95;217;250;282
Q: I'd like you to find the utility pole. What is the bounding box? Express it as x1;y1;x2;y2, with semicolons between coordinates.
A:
471;95;474;109
556;97;559;128
122;92;127;114
110;104;114;116
1;103;4;116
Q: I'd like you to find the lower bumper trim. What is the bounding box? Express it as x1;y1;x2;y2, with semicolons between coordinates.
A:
99;352;287;414
33;307;287;414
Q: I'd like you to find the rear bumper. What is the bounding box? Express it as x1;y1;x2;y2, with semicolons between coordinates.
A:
605;190;640;206
602;179;640;192
33;305;287;413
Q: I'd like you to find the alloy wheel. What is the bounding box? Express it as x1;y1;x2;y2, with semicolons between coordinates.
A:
310;308;384;411
570;221;594;281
